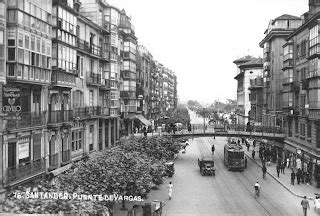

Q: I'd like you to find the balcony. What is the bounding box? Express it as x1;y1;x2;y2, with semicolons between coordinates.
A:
61;149;71;165
121;91;136;99
308;42;320;60
49;153;59;170
48;110;73;125
100;51;110;61
7;63;51;85
124;105;137;113
86;73;101;86
283;77;294;85
51;70;76;87
100;107;110;116
6;112;46;130
249;78;263;89
73;106;101;119
77;39;101;57
282;59;293;69
283;53;293;62
307;70;320;79
289;82;300;92
7;158;46;184
309;101;320;109
103;21;110;32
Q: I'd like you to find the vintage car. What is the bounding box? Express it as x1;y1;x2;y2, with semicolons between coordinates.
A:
198;157;215;176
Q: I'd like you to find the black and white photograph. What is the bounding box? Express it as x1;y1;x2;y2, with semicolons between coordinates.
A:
1;0;320;215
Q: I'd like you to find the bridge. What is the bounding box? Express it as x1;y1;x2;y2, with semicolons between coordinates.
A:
170;124;285;143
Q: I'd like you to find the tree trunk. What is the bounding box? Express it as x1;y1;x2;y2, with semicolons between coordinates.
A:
121;200;127;210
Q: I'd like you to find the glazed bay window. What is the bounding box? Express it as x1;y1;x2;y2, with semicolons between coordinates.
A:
89;125;94;151
309;89;320;109
309;24;319;56
308;58;320;78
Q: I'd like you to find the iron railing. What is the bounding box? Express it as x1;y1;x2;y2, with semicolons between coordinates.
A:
7;158;45;183
7;112;46;129
48;110;73;124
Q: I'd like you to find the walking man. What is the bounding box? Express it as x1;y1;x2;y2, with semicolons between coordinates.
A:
291;170;296;185
252;150;255;160
168;182;173;200
276;165;280;178
301;196;310;216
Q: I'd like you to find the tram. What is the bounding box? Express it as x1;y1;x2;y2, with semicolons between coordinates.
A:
224;138;245;171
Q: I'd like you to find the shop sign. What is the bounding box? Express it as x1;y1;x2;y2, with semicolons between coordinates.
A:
3;85;21;120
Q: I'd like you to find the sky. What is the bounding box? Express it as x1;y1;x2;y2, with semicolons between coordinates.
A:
104;0;308;105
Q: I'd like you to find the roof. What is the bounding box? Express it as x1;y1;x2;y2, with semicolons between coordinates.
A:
233;55;253;64
274;14;301;21
238;58;263;68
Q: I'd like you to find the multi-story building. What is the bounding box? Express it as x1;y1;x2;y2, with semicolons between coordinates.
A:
2;0;52;190
283;0;320;180
234;56;263;125
248;76;264;126
259;14;302;130
80;0;120;151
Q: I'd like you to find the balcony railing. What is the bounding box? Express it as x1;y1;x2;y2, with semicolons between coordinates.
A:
49;153;59;168
7;158;46;183
283;59;294;69
51;70;76;87
249;78;263;89
283;77;294;84
124;105;137;113
307;70;320;79
61;149;71;163
77;39;101;56
289;82;300;92
309;101;320;109
48;110;73;124
86;73;102;86
283;53;293;61
7;112;46;129
74;106;101;119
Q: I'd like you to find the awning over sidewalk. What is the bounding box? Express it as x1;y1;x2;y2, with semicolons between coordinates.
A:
135;114;151;126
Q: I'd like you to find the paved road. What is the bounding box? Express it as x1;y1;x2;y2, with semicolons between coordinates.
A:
144;137;316;216
188;108;209;125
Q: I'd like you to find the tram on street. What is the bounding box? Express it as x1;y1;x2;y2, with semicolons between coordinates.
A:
224;138;245;171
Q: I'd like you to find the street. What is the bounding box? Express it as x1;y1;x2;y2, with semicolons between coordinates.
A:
150;137;314;216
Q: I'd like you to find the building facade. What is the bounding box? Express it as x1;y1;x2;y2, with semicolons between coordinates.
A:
282;0;320;181
234;56;263;125
0;0;178;193
259;14;302;130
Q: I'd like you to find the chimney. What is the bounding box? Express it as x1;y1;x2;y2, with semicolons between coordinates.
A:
309;0;320;15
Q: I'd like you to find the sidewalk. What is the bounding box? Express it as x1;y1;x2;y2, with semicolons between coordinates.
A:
244;142;320;200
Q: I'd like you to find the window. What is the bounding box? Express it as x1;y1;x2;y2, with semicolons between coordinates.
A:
8;10;15;23
307;122;312;139
18;33;23;47
71;129;83;152
89;125;94;151
31;35;35;50
18;48;24;63
8;48;15;61
25;35;29;49
295;119;299;134
89;90;93;106
8;39;15;46
300;123;305;137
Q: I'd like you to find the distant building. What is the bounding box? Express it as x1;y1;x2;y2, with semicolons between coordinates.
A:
234;56;263;125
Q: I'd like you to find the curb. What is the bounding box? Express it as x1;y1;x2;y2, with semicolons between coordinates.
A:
244;151;311;199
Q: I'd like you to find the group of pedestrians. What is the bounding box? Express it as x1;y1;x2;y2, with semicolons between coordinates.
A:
290;169;312;186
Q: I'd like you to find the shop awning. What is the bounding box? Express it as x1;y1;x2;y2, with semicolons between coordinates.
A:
135;114;151;126
50;163;73;177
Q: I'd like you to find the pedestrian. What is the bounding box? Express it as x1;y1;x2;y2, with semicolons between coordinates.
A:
301;196;310;216
297;169;301;185
314;195;320;214
252;150;255;160
291;170;296;185
281;161;285;174
286;157;290;168
246;142;250;151
306;172;311;185
244;157;247;169
253;140;256;149
168;182;173;200
262;165;267;178
276;165;280;178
